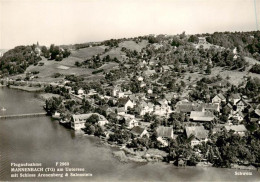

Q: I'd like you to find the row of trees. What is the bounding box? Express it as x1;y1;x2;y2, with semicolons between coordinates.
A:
41;44;70;61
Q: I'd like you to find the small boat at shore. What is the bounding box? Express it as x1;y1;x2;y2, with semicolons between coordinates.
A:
59;119;70;124
1;107;6;111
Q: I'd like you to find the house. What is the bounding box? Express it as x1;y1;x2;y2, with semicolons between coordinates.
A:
124;90;132;97
136;93;147;100
230;111;244;122
138;61;147;68
254;109;260;118
164;92;177;104
147;88;153;94
229;93;241;105
212;125;223;134
135;101;154;116
138;76;144;81
224;125;247;136
175;102;201;114
198;37;207;44
233;47;238;55
245;109;260;123
117;107;126;116
185;126;209;147
112;86;120;97
77;88;85;95
129;95;138;105
124;99;135;111
154;99;172;116
125;118;139;129
112;86;124;98
162;65;170;72
65;86;73;94
140;81;146;88
236;98;248;112
222;103;233;114
156;126;174;139
118;98;134;111
201;103;220;112
71;113;108;130
100;106;116;116
117;91;125;98
212;93;226;104
189;111;214;122
87;89;97;96
156;126;175;147
131;126;149;138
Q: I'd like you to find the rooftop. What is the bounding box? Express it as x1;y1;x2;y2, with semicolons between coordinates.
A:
156;126;173;138
185;126;208;139
190;111;214;121
230;93;241;100
72;113;107;124
131;126;146;135
215;93;225;100
225;125;247;132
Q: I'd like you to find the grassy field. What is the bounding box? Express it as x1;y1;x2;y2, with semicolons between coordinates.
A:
71;46;107;59
101;47;126;61
25;57;93;82
24;52;119;83
59;56;85;66
118;40;148;52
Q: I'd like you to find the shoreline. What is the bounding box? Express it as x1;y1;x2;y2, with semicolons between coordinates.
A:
2;86;258;172
87;133;258;171
9;85;44;92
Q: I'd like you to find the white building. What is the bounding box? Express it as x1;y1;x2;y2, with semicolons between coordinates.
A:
224;125;247;136
212;93;226;104
125;118;139;129
185;126;209;147
71;113;108;130
78;88;85;95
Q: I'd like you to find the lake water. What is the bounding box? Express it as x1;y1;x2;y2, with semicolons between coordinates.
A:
0;87;259;181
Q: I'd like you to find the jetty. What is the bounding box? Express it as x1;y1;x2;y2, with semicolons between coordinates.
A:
0;112;47;119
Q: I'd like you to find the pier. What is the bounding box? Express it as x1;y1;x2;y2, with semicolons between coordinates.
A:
0;112;47;119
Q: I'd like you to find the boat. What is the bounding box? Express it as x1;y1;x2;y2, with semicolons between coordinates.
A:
59;119;69;124
52;111;61;119
1;107;6;111
59;119;71;128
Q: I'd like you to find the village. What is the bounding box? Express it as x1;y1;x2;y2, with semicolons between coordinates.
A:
1;32;260;169
46;77;259;167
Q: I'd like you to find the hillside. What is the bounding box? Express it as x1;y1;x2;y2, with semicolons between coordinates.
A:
1;31;260;91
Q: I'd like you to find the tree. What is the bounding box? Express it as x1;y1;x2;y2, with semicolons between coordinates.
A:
86;114;99;124
171;37;184;47
63;49;71;58
85;123;95;135
75;61;81;67
205;65;212;75
94;124;104;137
249;64;260;74
49;44;60;60
41;46;50;58
188;35;199;43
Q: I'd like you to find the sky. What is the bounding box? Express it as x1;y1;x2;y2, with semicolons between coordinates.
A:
0;0;259;49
